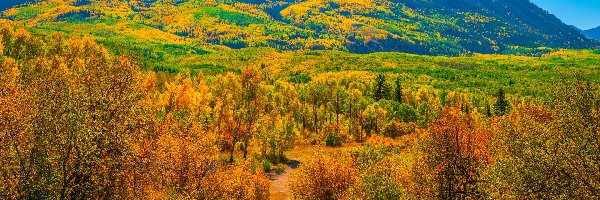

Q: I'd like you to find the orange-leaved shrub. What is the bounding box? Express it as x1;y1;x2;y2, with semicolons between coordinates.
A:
199;164;270;200
290;149;358;200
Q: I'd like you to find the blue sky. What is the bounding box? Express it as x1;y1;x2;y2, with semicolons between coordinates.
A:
530;0;600;30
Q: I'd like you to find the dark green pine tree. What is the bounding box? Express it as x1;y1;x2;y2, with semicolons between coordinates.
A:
494;88;509;116
395;78;403;103
374;74;389;101
486;103;492;117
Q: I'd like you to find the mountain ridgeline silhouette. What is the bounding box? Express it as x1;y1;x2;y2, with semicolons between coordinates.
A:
582;26;600;40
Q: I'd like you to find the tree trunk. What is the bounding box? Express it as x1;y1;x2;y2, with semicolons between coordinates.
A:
313;100;318;135
229;147;234;163
243;130;250;160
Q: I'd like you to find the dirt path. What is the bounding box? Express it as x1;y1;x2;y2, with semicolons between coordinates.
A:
267;145;360;199
268;160;300;200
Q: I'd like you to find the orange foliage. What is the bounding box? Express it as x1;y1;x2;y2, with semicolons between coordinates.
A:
200;164;270;200
290;150;358;199
417;107;491;199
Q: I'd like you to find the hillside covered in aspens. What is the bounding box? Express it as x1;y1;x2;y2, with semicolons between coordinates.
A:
1;0;599;200
1;0;594;56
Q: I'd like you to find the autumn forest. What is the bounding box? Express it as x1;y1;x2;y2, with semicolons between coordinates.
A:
1;0;600;199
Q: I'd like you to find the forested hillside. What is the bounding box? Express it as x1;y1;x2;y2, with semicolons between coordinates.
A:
0;0;592;55
1;22;599;199
1;0;599;199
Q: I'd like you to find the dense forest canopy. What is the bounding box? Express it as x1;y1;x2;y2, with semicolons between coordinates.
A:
1;21;599;199
1;0;600;199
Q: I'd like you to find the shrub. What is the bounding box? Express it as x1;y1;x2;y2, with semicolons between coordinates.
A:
350;145;410;199
325;133;342;147
324;123;343;147
199;165;270;200
290;151;357;200
383;121;416;138
360;173;405;200
262;159;272;172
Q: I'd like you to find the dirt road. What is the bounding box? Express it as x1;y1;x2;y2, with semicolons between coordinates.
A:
268;160;300;200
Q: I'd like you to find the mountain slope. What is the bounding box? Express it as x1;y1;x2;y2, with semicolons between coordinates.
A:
583;26;600;40
0;0;592;55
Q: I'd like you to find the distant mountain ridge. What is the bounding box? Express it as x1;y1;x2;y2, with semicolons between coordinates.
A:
0;0;27;11
0;0;593;55
582;26;600;40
